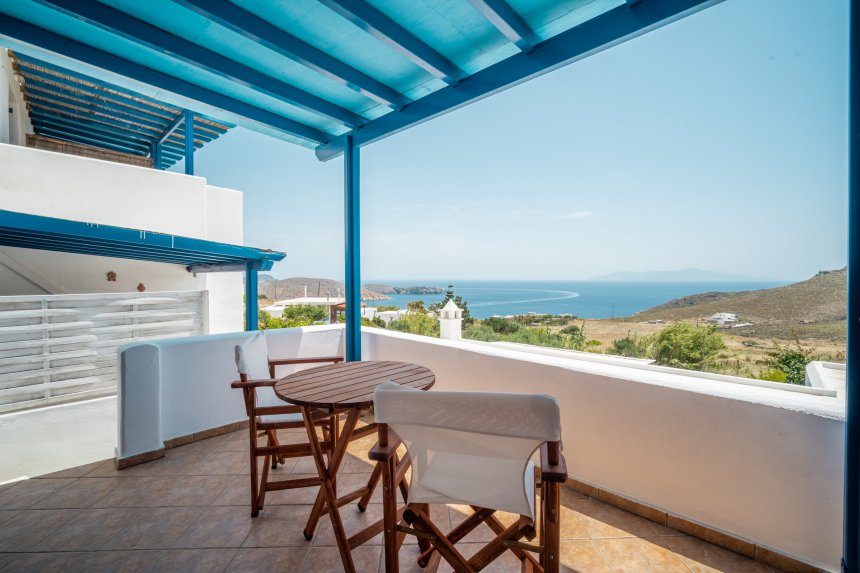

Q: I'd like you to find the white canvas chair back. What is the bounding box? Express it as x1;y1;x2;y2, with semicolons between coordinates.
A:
373;382;561;519
235;332;280;408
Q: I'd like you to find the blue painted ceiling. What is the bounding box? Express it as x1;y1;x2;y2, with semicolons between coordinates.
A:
0;0;721;160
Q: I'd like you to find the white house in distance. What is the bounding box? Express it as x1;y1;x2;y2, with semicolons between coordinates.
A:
707;312;738;325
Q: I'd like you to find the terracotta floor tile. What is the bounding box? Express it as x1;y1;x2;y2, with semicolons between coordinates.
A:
101;506;203;550
313;502;385;546
31;507;142;551
0;429;788;573
149;548;238;573
78;549;165;573
227;547;310;573
302;544;381;573
36;460;109;479
0;551;91;573
666;535;771;573
567;498;660;539
559;539;613;573
34;477;122;509
0;477;77;509
173;506;256;548
593;537;689;573
242;504;316;547
0;508;80;551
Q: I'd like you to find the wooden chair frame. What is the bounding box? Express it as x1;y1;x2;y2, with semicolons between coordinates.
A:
232;355;343;517
371;423;568;573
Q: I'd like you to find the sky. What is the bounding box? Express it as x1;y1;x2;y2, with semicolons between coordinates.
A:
179;0;849;282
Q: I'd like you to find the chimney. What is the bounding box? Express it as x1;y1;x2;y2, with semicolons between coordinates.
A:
438;299;463;341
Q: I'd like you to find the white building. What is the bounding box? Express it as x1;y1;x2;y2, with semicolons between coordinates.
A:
707;312;738;325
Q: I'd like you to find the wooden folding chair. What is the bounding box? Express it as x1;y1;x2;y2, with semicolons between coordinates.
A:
232;332;343;517
371;382;567;573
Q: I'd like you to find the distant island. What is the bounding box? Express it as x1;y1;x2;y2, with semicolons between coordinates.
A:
592;268;774;282
257;276;443;301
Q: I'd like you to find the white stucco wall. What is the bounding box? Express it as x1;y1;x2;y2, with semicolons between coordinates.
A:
0;143;245;333
363;329;844;573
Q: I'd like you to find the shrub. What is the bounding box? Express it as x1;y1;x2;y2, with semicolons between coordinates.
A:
374;305;399;312
651;323;725;371
482;316;520;335
282;304;328;327
388;313;440;337
608;333;651;358
757;341;818;385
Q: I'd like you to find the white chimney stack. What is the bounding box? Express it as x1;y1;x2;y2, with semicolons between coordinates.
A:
439;299;463;341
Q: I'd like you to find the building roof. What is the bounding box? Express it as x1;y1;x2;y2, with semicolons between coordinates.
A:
0;209;285;272
0;0;721;161
8;49;232;169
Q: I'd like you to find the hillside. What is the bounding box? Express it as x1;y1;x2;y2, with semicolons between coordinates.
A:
258;277;388;301
628;268;847;340
257;277;444;302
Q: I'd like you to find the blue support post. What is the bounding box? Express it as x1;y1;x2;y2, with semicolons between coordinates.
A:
845;2;859;570
245;261;258;331
184;110;194;175
153;141;161;169
344;134;361;361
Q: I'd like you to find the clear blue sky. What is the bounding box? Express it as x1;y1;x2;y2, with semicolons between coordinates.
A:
180;0;848;282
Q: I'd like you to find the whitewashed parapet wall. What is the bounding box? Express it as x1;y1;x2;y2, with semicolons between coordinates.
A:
0;143;245;333
0;290;205;413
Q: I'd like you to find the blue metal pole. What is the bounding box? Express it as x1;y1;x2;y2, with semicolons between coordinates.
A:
153;141;161;169
184;110;194;175
845;2;859;570
344;134;361;361
245;261;258;331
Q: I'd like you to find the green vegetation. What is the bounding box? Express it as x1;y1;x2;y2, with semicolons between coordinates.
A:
388;313;440;337
650;323;726;371
464;319;589;351
608;333;651;358
374;305;399;312
259;304;328;329
756;340;818;385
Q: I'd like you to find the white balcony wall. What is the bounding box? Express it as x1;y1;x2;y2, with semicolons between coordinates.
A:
0;143;244;333
362;329;844;572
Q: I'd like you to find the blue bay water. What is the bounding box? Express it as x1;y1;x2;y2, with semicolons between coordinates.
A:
363;280;789;320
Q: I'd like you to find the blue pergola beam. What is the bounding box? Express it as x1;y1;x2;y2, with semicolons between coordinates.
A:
0;14;330;145
35;127;148;155
18;60;232;139
466;0;537;52
25;87;172;131
35;0;365;128
317;0;465;84
30;111;159;147
245;262;258;331
175;0;408;110
316;0;721;160
184;109;194;175
0;209;285;272
20;70;176;122
343;134;360;361
33;120;151;153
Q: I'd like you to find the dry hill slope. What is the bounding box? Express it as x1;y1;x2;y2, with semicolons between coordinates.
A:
629;268;847;340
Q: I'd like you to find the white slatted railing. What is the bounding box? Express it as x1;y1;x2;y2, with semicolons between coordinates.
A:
0;291;207;413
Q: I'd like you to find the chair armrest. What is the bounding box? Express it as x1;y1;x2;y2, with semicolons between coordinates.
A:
369;436;402;462
540;442;568;483
231;378;277;389
268;356;344;366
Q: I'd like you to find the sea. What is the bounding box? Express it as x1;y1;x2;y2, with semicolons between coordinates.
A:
363;280;790;320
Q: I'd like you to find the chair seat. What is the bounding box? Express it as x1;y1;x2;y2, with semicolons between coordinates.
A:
258;411;304;425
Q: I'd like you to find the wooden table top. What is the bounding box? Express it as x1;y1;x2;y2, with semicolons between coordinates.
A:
274;360;435;410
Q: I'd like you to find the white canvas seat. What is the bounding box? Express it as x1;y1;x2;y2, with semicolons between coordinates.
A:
372;381;566;573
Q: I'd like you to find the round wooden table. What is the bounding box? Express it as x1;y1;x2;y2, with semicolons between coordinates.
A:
275;360;435;573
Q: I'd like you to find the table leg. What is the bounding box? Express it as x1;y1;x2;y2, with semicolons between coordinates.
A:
302;406;360;573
